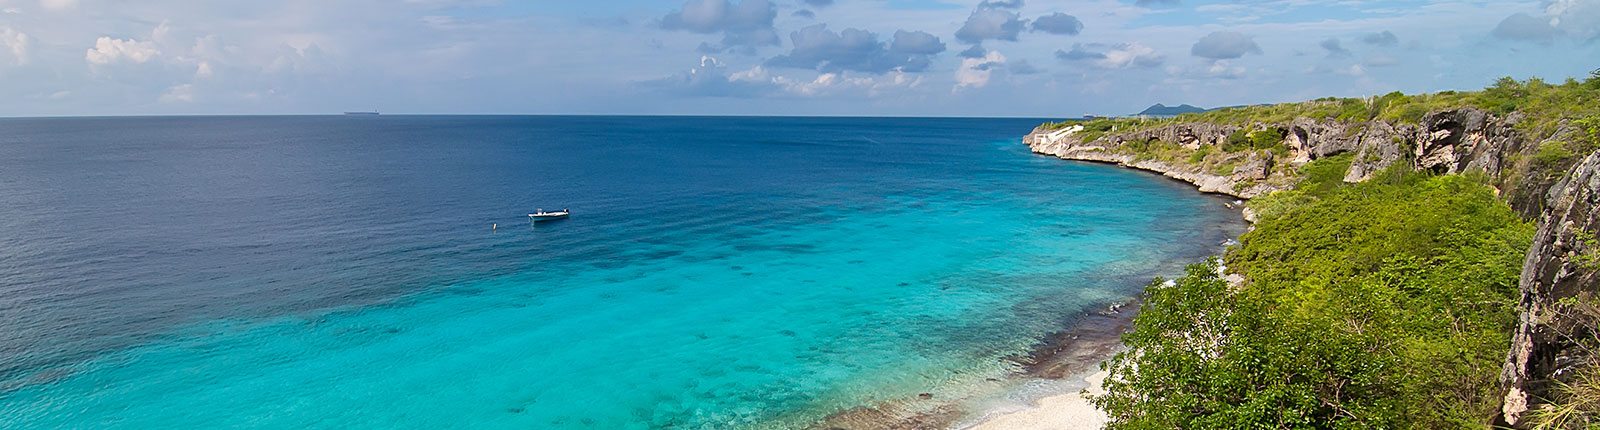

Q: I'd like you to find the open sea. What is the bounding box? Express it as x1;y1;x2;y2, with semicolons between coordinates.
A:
0;116;1244;429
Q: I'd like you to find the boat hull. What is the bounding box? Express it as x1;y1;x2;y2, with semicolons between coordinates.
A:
530;214;568;222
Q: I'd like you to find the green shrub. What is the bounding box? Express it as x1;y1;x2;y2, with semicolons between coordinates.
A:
1189;145;1212;163
1249;127;1288;151
1299;153;1356;197
1534;140;1576;173
1223;129;1252;152
1097;173;1533;429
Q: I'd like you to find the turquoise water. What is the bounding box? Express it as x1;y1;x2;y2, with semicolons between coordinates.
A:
0;116;1244;429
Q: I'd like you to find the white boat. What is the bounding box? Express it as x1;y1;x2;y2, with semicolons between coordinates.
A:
529;209;569;222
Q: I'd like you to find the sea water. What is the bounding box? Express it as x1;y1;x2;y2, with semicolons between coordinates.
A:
0;116;1244;429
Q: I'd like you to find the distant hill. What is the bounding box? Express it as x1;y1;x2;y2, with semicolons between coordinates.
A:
1136;103;1209;116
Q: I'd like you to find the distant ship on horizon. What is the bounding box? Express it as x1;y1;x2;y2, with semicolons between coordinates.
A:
343;111;379;116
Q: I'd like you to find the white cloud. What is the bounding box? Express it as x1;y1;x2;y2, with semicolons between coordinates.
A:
195;61;213;78
2;26;28;65
1547;0;1600;41
39;0;77;12
158;83;194;102
955;50;1004;90
1099;42;1163;69
85;37;159;65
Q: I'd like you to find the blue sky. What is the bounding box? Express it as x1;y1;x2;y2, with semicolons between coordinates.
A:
0;0;1594;117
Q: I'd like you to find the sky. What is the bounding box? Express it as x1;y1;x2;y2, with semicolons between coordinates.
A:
0;0;1595;117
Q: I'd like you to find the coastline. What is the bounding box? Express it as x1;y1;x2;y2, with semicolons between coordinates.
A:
817;131;1257;430
953;133;1262;430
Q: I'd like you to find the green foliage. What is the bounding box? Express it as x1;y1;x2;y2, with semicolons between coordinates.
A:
1535;140;1576;170
1250;127;1289;152
1299;153;1357;197
1245;189;1314;222
1097;174;1534;429
1223;128;1252;152
1189;145;1213;163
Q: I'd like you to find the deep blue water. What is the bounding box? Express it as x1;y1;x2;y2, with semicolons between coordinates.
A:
0;116;1244;429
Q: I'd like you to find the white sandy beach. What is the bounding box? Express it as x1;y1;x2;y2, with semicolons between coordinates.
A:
964;370;1110;430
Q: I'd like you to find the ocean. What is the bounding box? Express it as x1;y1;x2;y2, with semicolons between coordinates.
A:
0;116;1244;429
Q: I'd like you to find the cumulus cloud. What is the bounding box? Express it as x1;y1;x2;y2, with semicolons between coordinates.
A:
958;45;987;58
955;5;1026;43
643;55;778;97
1319;38;1348;57
765;25;941;74
1494;1;1599;43
792;9;814;18
1547;0;1600;41
1190;31;1260;60
1054;43;1104;61
889;30;946;55
1101;42;1164;68
1492;13;1557;43
647;55;924;99
1056;42;1161;68
2;26;28;65
1359;30;1398;47
1031;13;1083;36
85;37;159;65
956;50;1005;90
660;0;779;48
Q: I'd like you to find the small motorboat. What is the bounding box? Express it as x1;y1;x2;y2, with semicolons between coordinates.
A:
529;209;570;222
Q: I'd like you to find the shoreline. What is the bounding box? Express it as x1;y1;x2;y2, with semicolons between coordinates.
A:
815;135;1255;430
953;138;1260;429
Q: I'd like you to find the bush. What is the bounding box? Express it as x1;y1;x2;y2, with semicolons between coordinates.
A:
1097;173;1534;429
1249;127;1288;151
1223;129;1252;152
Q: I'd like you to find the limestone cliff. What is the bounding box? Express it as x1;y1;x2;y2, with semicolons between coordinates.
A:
1026;108;1564;215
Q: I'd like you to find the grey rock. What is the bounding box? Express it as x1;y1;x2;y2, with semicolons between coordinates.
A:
1500;148;1600;426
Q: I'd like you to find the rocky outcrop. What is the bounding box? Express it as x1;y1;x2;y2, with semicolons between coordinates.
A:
1342;121;1413;182
1500;149;1600;426
1026;132;1276;198
1027;107;1548;209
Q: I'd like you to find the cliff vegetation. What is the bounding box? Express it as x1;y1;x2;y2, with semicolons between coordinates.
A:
1026;71;1600;428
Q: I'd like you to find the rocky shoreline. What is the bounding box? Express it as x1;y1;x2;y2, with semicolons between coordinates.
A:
809;297;1146;430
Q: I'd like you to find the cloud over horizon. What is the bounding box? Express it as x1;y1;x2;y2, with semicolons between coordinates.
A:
0;0;1591;117
1191;31;1261;60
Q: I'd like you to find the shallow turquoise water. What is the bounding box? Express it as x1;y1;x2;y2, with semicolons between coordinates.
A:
0;116;1243;429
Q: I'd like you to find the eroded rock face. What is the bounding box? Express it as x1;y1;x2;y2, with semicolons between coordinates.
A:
1114;123;1242;150
1232;154;1274;181
1287;118;1363;163
1500;149;1600;427
1414;108;1524;178
1344;121;1413;182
